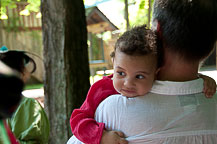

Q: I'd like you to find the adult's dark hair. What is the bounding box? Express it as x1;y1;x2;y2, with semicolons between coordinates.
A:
152;0;217;61
0;51;36;74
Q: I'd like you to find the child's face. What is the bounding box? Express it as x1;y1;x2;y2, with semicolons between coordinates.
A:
113;51;158;98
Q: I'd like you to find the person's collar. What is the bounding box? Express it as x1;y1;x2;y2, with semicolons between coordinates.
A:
150;78;203;95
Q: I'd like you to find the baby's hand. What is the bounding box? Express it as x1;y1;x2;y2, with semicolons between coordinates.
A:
199;73;216;98
101;130;128;144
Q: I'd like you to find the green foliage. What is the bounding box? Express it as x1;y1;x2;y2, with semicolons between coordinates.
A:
1;0;40;19
5;16;25;32
130;0;154;27
1;0;40;32
112;0;152;27
1;0;154;31
1;0;17;17
25;0;40;12
1;0;17;9
84;0;154;29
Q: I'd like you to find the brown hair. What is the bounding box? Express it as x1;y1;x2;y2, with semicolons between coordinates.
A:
111;25;157;57
111;25;162;67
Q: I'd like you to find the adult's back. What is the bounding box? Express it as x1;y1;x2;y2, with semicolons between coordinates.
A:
95;79;217;143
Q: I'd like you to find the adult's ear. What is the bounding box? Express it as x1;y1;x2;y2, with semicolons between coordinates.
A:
152;19;163;39
157;21;160;32
156;22;163;40
156;68;161;74
154;68;161;80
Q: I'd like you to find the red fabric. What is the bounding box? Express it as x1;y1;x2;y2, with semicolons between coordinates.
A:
70;74;118;144
3;120;19;144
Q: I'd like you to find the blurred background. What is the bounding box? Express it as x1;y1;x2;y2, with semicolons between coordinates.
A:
1;0;216;143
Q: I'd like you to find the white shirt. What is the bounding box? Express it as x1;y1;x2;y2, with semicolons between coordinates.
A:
67;78;217;144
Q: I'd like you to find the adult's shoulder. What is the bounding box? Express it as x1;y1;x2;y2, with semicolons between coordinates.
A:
95;95;126;115
99;94;150;106
95;94;148;115
94;94;129;127
97;94;126;108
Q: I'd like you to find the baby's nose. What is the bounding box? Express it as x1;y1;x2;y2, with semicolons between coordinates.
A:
124;78;135;87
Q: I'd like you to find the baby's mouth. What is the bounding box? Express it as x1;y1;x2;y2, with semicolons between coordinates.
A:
121;89;136;96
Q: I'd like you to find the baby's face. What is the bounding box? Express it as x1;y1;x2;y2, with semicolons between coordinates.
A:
113;51;158;98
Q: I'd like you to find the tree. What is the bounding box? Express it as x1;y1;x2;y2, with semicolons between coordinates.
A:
41;0;90;143
124;0;130;30
129;0;154;28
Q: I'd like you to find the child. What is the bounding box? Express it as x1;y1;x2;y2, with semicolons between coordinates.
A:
69;25;216;144
0;61;23;144
0;47;50;144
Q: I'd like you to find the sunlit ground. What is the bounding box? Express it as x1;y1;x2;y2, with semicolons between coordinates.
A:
199;66;217;82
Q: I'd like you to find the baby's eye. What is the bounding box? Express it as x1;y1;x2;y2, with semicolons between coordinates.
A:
117;71;126;76
136;75;145;79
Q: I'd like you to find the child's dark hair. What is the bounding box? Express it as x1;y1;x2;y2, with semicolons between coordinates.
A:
0;51;36;74
111;25;157;57
111;25;162;67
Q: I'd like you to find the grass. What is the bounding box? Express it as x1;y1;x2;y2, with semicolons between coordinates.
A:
24;83;44;90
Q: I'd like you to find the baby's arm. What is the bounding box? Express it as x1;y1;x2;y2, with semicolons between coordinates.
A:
70;75;127;144
199;73;216;98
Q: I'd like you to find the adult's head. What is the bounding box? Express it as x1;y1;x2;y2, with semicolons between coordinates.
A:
111;25;159;97
0;49;36;83
152;0;217;61
0;62;24;119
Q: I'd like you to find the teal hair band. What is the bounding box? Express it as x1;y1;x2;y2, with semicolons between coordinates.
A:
0;46;9;53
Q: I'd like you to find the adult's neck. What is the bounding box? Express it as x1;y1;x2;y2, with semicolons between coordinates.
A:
157;50;199;81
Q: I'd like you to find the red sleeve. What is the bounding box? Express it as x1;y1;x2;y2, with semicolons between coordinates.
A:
70;74;118;144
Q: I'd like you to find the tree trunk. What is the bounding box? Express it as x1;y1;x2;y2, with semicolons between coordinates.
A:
148;0;151;28
124;0;130;30
41;0;90;143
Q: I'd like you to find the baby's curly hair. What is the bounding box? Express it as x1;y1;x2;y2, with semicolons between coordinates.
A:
111;25;158;58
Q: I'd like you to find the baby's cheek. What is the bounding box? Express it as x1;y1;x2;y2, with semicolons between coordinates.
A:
113;79;121;93
141;83;153;95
